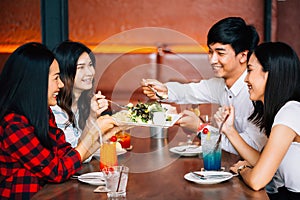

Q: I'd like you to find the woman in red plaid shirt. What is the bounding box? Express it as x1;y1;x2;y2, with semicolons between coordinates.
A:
0;42;119;199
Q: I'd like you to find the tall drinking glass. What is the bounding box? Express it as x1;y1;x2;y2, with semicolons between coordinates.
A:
200;127;222;171
100;142;118;170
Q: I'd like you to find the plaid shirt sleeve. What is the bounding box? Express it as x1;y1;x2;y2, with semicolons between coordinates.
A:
0;111;83;198
2;112;82;181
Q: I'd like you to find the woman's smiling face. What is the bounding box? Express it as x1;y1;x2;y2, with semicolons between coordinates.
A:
244;54;269;103
73;52;95;93
48;59;64;106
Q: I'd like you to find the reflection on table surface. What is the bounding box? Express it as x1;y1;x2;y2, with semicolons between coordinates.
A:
32;126;269;200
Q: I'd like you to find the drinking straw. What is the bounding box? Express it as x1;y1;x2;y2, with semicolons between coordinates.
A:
91;120;103;144
116;166;124;192
92;92;103;144
214;114;229;151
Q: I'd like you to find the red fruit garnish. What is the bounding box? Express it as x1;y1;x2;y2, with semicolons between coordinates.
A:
197;123;209;132
202;128;209;134
110;136;117;142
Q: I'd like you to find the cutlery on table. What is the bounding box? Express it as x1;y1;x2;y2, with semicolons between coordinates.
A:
71;175;104;180
190;172;232;180
176;146;200;152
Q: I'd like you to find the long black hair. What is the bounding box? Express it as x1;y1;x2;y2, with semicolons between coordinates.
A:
207;17;259;55
0;42;54;149
52;41;96;130
248;42;300;137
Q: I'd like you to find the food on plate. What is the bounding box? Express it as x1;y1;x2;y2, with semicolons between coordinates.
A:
112;101;167;123
112;110;131;122
127;102;134;108
165;115;172;122
111;101;180;127
128;101;165;123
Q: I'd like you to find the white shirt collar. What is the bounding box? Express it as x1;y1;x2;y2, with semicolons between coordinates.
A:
225;70;247;96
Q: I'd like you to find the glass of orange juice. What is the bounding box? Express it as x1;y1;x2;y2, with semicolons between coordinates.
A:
100;142;118;170
115;131;131;149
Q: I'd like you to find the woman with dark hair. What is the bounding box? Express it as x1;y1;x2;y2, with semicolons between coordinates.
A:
0;42;118;199
51;41;108;154
215;42;300;199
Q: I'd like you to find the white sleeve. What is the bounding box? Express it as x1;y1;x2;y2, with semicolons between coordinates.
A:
273;101;300;136
165;78;224;104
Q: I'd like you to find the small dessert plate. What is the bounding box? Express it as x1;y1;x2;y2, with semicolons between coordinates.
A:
184;171;233;184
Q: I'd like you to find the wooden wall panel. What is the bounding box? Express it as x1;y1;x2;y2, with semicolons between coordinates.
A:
68;0;265;48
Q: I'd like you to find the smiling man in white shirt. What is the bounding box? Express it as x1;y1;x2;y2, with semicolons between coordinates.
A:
141;17;267;155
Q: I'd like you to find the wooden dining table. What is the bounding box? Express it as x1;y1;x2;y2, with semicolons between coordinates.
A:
32;126;269;200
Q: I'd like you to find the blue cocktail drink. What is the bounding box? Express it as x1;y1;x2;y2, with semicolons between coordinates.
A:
202;145;222;170
200;126;222;171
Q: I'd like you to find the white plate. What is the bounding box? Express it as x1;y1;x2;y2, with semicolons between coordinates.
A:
169;145;202;157
93;148;127;159
115;114;182;128
78;172;106;186
184;171;233;184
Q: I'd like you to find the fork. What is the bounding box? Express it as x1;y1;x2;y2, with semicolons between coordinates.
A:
71;175;104;180
190;171;232;180
107;100;128;109
147;86;167;100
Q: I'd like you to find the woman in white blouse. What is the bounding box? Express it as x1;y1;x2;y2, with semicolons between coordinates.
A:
51;41;109;159
215;42;300;199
